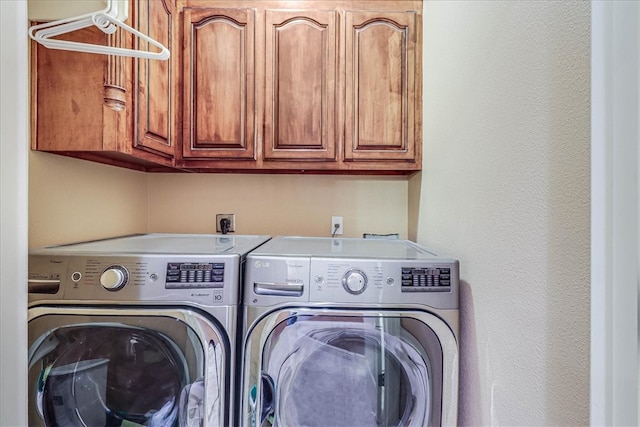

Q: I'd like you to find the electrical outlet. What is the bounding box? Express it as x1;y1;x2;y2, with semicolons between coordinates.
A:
331;216;343;235
216;214;235;233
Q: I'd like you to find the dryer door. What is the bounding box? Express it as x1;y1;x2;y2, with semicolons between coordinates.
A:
28;306;230;427
243;310;458;427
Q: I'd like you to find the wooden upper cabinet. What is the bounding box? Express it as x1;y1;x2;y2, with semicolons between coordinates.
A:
344;11;418;163
177;1;421;173
263;10;338;162
133;0;177;157
31;0;177;171
182;8;256;160
32;0;422;174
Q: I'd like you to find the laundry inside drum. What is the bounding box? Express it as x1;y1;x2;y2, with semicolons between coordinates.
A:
279;334;413;427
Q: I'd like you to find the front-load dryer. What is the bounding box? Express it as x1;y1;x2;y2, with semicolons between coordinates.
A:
240;236;459;427
27;233;270;427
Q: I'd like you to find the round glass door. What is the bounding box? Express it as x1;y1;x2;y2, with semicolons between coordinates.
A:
256;315;443;427
28;310;220;427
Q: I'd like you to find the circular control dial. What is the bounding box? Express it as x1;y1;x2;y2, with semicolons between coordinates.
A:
100;265;129;290
342;269;367;295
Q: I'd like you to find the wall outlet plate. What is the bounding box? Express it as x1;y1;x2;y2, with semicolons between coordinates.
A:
331;215;343;235
216;214;235;233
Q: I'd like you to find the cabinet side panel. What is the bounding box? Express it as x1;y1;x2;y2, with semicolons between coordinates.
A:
34;27;107;151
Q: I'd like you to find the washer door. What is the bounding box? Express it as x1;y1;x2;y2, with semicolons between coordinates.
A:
28;306;230;427
243;310;458;427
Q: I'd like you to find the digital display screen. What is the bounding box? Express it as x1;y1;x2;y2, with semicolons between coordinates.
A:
401;266;451;292
179;263;213;271
165;262;225;289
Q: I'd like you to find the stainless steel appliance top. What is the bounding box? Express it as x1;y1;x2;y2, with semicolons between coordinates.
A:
30;233;271;256
247;236;442;259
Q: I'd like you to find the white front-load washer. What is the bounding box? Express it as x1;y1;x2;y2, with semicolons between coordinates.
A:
27;233;270;427
240;236;460;427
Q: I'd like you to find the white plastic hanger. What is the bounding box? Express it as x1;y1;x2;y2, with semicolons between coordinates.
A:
28;0;169;60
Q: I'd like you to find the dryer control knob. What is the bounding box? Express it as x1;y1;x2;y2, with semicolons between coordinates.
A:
342;269;367;295
100;266;128;290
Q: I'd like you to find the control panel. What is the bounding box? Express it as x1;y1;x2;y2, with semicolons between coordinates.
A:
401;267;451;292
308;258;457;307
246;256;459;309
166;262;225;289
28;254;241;306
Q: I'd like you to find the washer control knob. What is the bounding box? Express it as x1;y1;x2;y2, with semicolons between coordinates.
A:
100;266;128;290
342;269;367;295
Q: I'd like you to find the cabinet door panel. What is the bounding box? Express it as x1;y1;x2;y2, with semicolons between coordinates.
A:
264;10;337;161
135;0;176;157
183;8;256;160
345;11;417;162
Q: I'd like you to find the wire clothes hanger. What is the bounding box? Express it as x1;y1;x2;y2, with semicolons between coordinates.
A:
28;0;170;60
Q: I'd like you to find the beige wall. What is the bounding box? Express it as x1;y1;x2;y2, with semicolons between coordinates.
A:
146;174;407;238
28;0;112;20
407;172;421;241
417;1;590;425
29;153;409;247
29;151;149;247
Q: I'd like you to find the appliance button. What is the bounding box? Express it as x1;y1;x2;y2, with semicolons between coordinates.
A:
71;271;82;282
